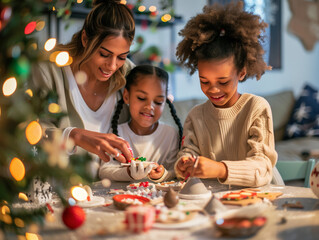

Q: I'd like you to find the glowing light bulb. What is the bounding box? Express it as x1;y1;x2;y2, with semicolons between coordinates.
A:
35;21;45;31
55;51;69;66
25;89;33;97
149;6;156;12
18;192;29;201
161;14;172;22
14;218;25;228
25;121;42;145
44;38;56;51
2;77;17;96
24;21;37;35
48;103;61;113
71;186;88;201
138;6;146;12
26;233;39;240
9;157;25;181
120;0;127;4
77;0;83;3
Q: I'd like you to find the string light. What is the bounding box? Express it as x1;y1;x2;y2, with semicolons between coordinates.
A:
25;121;42;145
18;193;29;201
55;51;72;66
44;38;56;51
48;103;61;113
161;14;172;22
138;6;146;12
149;6;157;12
9;157;25;181
25;233;39;240
14;218;25;228
2;77;17;96
35;21;45;31
25;89;33;97
24;21;37;35
71;186;88;201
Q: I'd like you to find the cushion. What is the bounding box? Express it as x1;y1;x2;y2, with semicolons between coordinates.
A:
263;90;295;141
284;84;319;139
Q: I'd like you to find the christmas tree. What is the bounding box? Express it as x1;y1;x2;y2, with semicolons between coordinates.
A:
0;0;93;237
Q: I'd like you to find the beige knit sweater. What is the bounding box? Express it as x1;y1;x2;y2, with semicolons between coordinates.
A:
175;93;278;187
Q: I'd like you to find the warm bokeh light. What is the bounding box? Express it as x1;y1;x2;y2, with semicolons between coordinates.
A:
149;6;156;12
18;192;29;201
44;38;56;51
1;205;10;215
25;121;42;145
25;89;33;97
2;77;17;96
14;218;25;228
55;51;72;66
26;233;39;240
29;42;38;51
24;21;37;35
77;0;83;3
71;186;88;201
35;21;45;31
120;0;127;4
161;14;172;22
2;214;12;224
138;6;146;12
75;71;87;85
48;103;61;113
9;158;25;181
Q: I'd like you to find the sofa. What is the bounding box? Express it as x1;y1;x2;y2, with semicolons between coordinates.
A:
160;90;319;178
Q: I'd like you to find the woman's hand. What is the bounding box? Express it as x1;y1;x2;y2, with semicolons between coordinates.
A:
70;128;133;163
176;156;195;178
148;163;165;180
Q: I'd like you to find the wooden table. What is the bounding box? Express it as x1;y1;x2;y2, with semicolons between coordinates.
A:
18;180;319;239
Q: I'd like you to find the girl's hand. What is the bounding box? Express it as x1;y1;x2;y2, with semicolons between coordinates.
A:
148;163;165;180
128;161;154;180
191;156;228;179
70;128;133;163
176;156;195;178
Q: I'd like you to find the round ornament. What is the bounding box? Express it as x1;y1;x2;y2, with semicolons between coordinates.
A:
62;205;86;230
310;162;319;198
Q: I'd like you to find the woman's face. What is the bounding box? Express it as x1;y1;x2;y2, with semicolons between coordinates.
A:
123;75;167;135
198;56;246;108
82;35;131;81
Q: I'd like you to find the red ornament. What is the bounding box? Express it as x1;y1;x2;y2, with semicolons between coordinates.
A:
62;205;86;230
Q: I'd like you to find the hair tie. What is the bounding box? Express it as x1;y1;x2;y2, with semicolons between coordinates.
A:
220;29;225;37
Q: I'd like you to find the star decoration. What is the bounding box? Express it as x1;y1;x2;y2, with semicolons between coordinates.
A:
288;0;319;50
293;102;311;122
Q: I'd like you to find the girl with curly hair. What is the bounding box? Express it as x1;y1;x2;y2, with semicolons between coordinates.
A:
175;1;280;187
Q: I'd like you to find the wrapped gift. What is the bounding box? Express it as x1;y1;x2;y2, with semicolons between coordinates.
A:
124;205;155;233
26;177;53;204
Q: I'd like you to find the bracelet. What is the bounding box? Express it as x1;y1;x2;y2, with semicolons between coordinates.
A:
62;127;77;155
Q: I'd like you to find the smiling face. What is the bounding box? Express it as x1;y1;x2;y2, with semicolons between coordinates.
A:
123;75;167;135
198;56;246;108
81;34;131;82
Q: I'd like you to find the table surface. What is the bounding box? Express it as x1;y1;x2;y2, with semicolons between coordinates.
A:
14;180;319;240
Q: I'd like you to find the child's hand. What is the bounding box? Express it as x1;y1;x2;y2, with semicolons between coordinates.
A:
148;163;165;180
192;157;227;179
128;161;154;180
176;156;195;178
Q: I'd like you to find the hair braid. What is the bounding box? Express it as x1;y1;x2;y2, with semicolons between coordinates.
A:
166;99;183;148
111;98;124;136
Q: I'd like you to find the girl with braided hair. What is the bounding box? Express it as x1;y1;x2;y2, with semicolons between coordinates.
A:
99;65;183;182
175;1;280;187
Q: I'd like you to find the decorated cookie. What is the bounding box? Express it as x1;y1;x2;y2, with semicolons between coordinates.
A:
310;162;319;198
156;181;185;191
124;205;155;233
126;181;155;191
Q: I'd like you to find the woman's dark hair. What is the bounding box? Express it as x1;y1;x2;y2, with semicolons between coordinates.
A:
176;1;271;81
111;65;183;147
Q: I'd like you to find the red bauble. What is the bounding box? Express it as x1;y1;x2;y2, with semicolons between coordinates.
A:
62;205;86;230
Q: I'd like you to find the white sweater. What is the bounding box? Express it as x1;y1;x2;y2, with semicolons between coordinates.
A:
175;94;278;187
99;122;179;182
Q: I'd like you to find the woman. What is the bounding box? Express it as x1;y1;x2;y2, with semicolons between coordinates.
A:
29;0;135;169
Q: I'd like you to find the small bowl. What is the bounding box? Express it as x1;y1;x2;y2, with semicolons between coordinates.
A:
215;216;267;237
113;194;150;210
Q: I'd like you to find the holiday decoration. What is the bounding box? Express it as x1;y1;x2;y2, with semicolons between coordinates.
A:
0;0;93;236
310;161;319;198
62;205;86;230
288;0;319;51
124;205;155;233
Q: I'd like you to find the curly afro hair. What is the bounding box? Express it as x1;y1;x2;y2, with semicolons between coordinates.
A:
176;1;271;81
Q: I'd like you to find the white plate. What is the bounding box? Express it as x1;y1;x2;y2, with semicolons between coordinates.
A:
178;191;212;200
76;196;105;208
152;212;209;229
